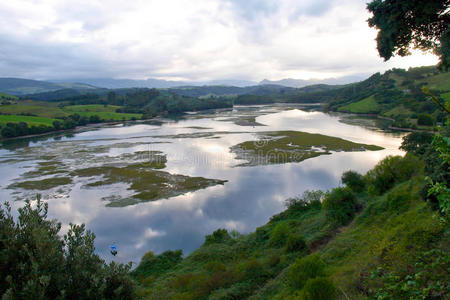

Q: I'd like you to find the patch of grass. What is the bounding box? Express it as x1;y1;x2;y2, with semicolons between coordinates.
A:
63;104;142;120
231;131;383;166
417;72;450;91
338;95;380;113
441;91;450;101
8;177;72;190
0;115;57;127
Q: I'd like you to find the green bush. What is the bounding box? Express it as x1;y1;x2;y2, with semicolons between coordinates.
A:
133;249;183;278
341;170;366;193
288;255;326;289
365;155;422;195
269;222;289;247
285;190;324;211
285;233;307;252
322;187;358;225
301;277;337;300
205;228;231;244
0;196;135;299
417;114;435;126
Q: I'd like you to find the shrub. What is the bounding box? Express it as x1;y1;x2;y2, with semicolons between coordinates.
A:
300;277;337;300
322;187;358;225
205;228;231;244
269;222;289;247
288;255;326;289
365;155;422;195
285;233;307;253
341;170;366;193
285;190;324;211
133;249;183;278
417;114;435;126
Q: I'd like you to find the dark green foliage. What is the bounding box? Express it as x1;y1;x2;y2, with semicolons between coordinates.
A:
365;155;423;195
133;249;183;278
288;255;326;289
0;196;135;299
400;132;434;155
301;277;337;300
417;113;435;126
285;233;307;253
367;0;449;69
341;170;366;193
400;132;449;183
284;190;324;212
269;222;289;247
322;187;358;225
205;229;231;245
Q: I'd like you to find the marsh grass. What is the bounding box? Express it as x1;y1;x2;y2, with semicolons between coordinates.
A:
232;131;383;166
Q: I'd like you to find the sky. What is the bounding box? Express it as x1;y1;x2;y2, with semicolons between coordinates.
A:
0;0;439;82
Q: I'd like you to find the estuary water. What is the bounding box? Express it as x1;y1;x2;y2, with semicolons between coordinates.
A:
0;104;404;264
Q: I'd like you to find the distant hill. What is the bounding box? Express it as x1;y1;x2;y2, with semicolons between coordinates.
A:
259;74;369;88
0;78;98;96
53;78;257;89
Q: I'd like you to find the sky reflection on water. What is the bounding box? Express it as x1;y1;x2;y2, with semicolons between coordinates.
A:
0;104;404;264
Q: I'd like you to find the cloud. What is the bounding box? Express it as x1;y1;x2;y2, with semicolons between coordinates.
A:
0;0;439;81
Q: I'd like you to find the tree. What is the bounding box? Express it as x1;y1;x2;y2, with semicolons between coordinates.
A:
367;0;450;69
0;196;136;299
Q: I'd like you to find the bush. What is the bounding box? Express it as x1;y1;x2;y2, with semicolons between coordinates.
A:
269;222;289;247
341;170;365;193
205;229;231;244
285;190;324;211
285;233;307;253
133;249;183;278
288;255;326;289
0;196;135;299
322;187;358;225
301;277;337;300
365;155;422;195
417;114;435;126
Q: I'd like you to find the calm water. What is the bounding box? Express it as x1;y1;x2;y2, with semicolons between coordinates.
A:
0;104;404;264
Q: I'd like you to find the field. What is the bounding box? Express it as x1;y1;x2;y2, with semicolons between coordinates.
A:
0;102;142;128
338;95;380;113
0;115;56;127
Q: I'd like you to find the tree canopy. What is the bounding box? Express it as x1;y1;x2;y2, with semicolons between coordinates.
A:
367;0;450;69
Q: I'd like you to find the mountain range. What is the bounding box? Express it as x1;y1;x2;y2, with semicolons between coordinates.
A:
0;74;369;96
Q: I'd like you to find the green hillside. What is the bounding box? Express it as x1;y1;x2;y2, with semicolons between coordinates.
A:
324;67;449;128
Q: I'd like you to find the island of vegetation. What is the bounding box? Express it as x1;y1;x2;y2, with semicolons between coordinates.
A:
231;131;383;166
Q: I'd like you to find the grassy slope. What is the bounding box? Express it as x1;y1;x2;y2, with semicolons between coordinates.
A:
0;92;18;100
338;95;380;113
134;172;447;299
0;115;57;127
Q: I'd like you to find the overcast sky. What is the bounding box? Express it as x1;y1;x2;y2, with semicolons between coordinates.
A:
0;0;439;81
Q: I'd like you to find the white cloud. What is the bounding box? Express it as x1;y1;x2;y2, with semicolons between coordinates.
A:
0;0;439;81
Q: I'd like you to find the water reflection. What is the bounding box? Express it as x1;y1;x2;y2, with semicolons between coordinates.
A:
0;105;405;263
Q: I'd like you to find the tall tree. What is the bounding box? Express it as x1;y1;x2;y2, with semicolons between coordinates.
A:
367;0;450;69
